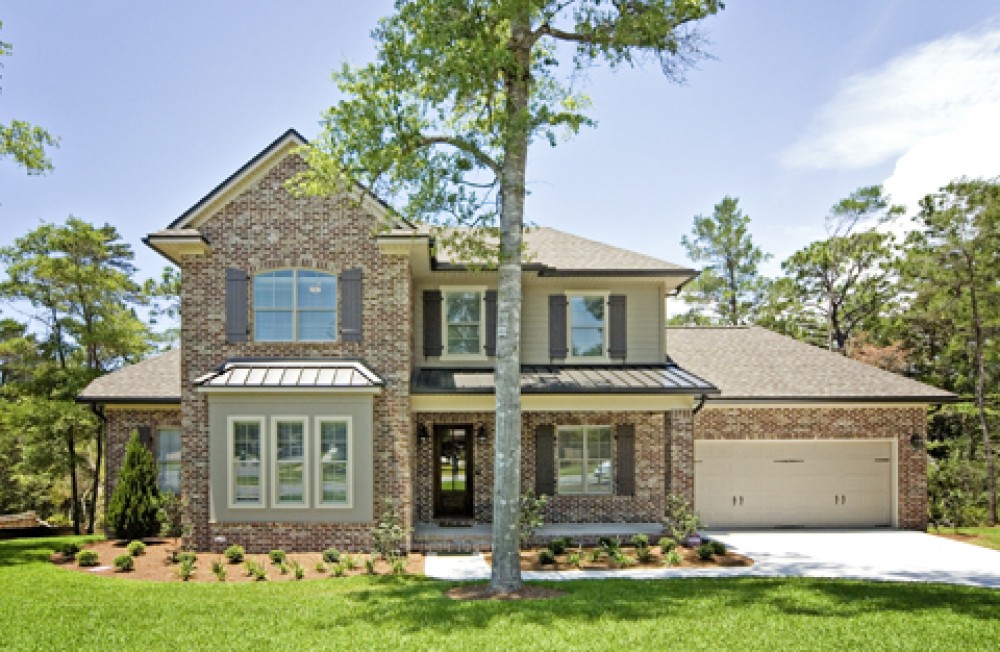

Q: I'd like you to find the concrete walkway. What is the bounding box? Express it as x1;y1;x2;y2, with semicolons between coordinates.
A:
423;530;1000;588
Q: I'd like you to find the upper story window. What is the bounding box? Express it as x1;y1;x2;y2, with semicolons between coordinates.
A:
443;288;484;357
253;270;337;342
568;294;606;358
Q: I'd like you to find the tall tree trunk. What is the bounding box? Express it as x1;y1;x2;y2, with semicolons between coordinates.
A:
490;14;530;594
67;428;81;535
968;274;996;525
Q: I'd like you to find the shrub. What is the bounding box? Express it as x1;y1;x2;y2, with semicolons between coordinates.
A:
567;551;582;568
538;549;556;565
113;554;134;572
372;498;411;560
315;561;327;573
277;562;290;575
546;538;568;555
76;550;99;567
178;558;195;581
224;545;245;564
211;559;227;581
176;551;197;565
631;534;649;549
293;561;305;580
517;490;548;548
322;547;341;563
611;550;636;567
636;547;654;563
127;540;146;557
107;432;161;541
664;493;703;544
364;556;376;575
244;560;259;577
343;554;358;571
268;549;286;565
390;556;407;575
332;563;346;577
157;492;189;539
589;548;603;563
709;540;726;556
598;536;620;554
252;565;267;582
658;537;677;554
665;550;682;567
696;543;715;560
57;542;81;558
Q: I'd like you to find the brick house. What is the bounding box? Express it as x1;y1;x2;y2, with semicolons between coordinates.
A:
79;129;955;552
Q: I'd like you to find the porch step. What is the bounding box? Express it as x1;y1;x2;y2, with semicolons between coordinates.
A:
413;523;492;553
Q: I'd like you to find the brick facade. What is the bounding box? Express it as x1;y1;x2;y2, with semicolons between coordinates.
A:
693;405;928;529
104;407;182;512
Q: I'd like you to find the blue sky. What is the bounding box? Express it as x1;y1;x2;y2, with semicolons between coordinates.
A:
3;1;1000;283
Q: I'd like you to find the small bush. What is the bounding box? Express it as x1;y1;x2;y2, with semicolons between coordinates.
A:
157;492;189;539
243;560;260;577
268;549;287;565
224;545;245;564
658;537;677;554
343;554;358;571
664;493;703;544
76;550;99;567
211;559;227;581
567;551;582;568
696;543;715;560
127;540;146;557
314;561;327;573
709;540;727;556
597;536;620;553
113;554;134;572
322;547;341;563
364;556;376;575
277;562;290;575
57;542;81;558
547;537;572;555
372;498;411;559
333;563;346;577
178;558;195;581
612;550;636;567
631;534;649;549
293;562;305;580
538;548;556;565
252;565;267;582
390;556;407;575
665;550;682;567
176;551;197;565
589;548;603;563
518;490;548;549
636;547;654;563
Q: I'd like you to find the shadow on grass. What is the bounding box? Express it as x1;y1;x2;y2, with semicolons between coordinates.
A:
0;535;101;567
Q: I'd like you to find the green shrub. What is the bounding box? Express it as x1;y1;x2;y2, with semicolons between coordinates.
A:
538;548;556;565
57;542;81;558
113;554;134;572
107;432;161;541
211;559;227;581
567;551;582;568
696;543;715;560
76;550;99;567
314;561;327;573
665;550;682;567
372;498;411;559
293;562;305;580
268;549;286;565
658;537;677;554
364;556;376;575
252;565;267;582
709;540;726;556
612;550;636;567
636;547;654;563
176;551;197;565
664;493;703;544
277;562;290;575
127;540;146;557
343;554;358;571
224;545;245;564
390;556;407;575
598;536;620;553
243;560;259;577
322;547;341;563
631;533;649;549
517;490;548;549
157;492;189;539
332;563;346;577
589;548;603;563
178;558;195;581
547;538;567;555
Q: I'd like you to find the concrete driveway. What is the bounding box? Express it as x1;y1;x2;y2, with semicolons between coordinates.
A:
705;529;1000;589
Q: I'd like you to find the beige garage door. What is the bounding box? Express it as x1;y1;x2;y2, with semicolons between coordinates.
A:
694;441;893;528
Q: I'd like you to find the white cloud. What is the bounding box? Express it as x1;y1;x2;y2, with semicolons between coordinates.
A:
780;23;1000;194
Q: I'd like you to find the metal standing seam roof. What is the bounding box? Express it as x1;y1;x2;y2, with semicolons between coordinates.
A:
195;360;384;390
411;364;719;395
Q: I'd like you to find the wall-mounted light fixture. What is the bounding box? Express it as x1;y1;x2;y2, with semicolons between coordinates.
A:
910;434;924;450
476;425;488;443
417;424;430;443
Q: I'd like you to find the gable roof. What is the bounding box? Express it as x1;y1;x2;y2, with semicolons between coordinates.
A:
77;348;181;404
666;326;957;403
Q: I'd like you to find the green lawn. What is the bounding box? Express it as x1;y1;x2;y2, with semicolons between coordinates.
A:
1;536;998;651
932;527;1000;551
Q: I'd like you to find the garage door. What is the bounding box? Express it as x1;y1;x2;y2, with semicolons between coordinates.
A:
694;441;893;528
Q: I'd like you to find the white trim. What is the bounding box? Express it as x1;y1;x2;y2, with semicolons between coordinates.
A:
270;416;310;508
555;425;613;496
440;285;489;361
227;416;265;509
566;291;610;362
314;416;354;509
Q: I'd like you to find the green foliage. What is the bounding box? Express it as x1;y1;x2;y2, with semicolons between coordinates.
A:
322;547;341;563
567;551;582;568
314;561;327;573
708;540;726;556
106;432;160;541
211;559;227;582
598;536;620;554
343;554;359;571
538;548;556;565
178;557;195;581
546;537;569;555
636;546;654;563
518;490;548;548
665;550;682;567
175;551;196;566
630;534;649;549
126;540;145;557
75;549;98;567
371;499;411;560
113;554;134;572
664;493;702;542
0;22;58;175
57;542;80;558
157;493;188;539
332;563;346;578
293;561;305;580
390;556;407;575
224;545;245;564
611;550;636;567
277;562;290;575
696;543;715;560
658;537;677;554
268;549;287;565
364;556;376;576
928;436;989;529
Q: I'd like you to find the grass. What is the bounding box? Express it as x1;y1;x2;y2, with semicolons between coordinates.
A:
2;536;998;651
931;526;1000;551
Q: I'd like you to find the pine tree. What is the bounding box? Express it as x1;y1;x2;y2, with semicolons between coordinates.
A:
106;432;160;540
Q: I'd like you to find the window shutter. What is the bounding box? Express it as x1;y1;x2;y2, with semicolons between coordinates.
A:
340;268;363;342
137;426;154;453
548;295;568;359
484;290;498;356
608;294;627;360
423;290;443;357
535;425;555;496
225;268;249;343
616;424;635;496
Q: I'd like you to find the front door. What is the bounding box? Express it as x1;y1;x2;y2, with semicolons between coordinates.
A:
434;425;473;518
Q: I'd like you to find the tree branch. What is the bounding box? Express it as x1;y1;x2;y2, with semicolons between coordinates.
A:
419;135;501;176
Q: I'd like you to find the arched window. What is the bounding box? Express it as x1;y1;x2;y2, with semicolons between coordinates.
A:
253;270;337;342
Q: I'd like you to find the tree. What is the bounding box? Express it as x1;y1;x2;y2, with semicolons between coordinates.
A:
106;432;160;540
0;21;58;174
678;196;771;325
902;178;999;525
779;186;900;354
294;0;723;593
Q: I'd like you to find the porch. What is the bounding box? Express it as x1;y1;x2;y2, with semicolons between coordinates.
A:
412;521;664;553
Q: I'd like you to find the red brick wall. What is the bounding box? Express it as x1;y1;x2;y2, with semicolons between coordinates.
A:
693;405;928;529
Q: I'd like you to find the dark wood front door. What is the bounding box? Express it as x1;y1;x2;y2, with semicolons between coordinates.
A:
434;425;473;518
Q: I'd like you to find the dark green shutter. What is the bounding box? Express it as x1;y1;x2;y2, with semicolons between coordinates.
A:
484;290;497;356
608;294;627;360
535;425;555;496
423;290;443;357
340;268;363;342
548;295;568;359
616;424;635;496
225;268;249;343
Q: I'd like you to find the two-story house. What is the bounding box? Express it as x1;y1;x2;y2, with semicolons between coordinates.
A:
79;129;955;552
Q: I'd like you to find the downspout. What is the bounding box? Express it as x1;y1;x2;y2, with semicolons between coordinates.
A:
89;403;108;537
692;394;708;415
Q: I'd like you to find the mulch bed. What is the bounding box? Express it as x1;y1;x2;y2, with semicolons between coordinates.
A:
52;538;424;582
486;545;754;571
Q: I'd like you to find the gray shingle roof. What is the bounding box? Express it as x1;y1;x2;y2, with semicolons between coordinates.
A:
666;326;957;402
195;359;384;390
77;348;181;403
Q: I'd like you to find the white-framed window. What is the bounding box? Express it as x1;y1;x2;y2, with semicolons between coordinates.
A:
442;287;486;358
567;293;607;359
271;417;308;507
155;427;182;495
557;426;612;495
315;417;352;508
254;269;337;342
228;417;265;507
